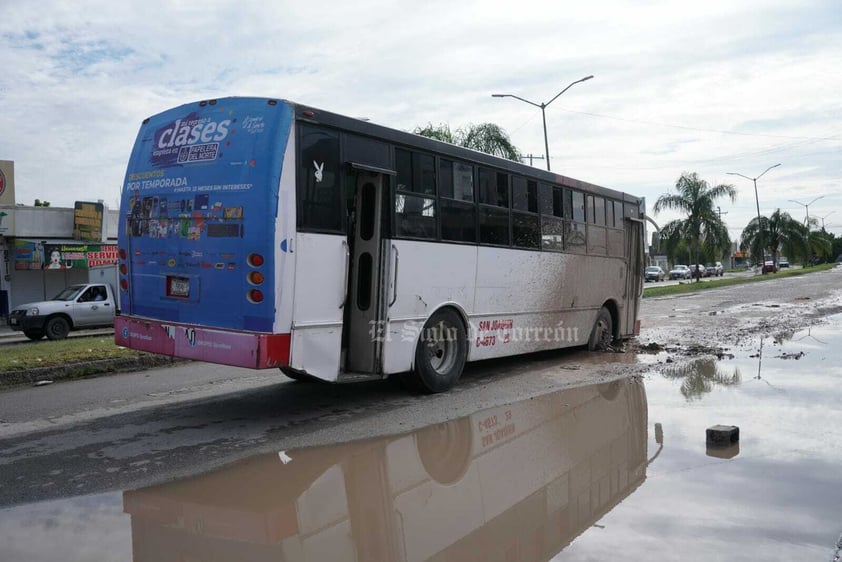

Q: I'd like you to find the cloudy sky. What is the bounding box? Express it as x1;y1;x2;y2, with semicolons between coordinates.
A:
1;0;840;240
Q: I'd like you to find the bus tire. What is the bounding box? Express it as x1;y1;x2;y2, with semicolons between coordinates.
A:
45;316;71;341
598;380;621;401
405;308;467;394
24;329;45;341
280;368;321;383
415;417;473;484
587;307;613;351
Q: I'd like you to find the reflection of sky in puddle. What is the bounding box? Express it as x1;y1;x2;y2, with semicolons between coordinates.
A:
1;379;650;562
562;315;842;560
2;318;841;561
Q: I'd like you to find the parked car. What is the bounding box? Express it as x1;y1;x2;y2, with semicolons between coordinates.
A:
778;257;790;269
762;260;778;274
705;262;724;277
669;265;691;280
644;266;665;282
689;264;707;279
7;283;118;340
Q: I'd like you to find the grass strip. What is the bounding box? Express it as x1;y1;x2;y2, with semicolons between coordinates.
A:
0;335;154;372
643;263;836;298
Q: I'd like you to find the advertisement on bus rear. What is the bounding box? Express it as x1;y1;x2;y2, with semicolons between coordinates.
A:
118;98;293;332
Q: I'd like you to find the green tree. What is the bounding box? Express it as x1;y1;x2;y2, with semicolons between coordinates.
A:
830;232;842;262
740;209;807;268
414;122;522;162
661;358;742;401
653;172;736;282
414;123;457;144
803;229;833;264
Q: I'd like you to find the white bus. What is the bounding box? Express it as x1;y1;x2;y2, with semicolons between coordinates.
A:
115;97;645;392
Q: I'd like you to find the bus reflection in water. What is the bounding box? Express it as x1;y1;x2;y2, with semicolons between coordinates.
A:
123;378;649;561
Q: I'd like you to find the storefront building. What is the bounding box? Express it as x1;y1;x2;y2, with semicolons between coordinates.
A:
0;160;119;315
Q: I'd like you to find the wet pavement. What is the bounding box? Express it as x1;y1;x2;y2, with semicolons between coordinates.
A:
2;315;842;561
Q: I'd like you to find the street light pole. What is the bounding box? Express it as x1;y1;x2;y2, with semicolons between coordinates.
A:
819;211;835;230
492;75;594;171
788;195;825;226
727;163;781;266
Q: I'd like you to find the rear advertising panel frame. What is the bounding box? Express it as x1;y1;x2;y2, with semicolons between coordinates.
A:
115;98;294;368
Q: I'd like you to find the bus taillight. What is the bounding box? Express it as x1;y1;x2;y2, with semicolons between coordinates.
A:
119;264;127;275
248;253;264;267
248;271;264;285
120;279;129;291
119;248;127;260
248;289;264;303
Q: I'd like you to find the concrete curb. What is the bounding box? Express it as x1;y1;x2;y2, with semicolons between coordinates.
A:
1;356;189;389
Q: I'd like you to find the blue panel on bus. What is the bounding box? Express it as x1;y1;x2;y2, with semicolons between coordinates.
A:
118;98;294;332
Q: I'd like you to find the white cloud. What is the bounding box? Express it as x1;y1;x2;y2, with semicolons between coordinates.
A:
0;0;839;237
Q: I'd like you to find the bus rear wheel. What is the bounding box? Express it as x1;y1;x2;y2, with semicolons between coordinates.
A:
405;308;467;394
280;368;321;383
588;307;614;351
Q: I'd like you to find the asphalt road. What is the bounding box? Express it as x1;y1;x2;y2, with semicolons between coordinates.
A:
1;266;840;508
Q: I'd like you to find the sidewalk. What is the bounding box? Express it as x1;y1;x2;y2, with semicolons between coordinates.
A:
0;320;114;341
0;321;18;339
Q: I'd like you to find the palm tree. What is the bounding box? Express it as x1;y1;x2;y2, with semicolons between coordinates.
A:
653;172;736;282
740;209;807;268
415;122;522;162
805;229;833;264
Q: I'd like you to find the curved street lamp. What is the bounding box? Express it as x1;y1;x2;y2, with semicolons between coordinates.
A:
492;75;594;171
788;195;825;226
727;164;781;265
818;211;835;230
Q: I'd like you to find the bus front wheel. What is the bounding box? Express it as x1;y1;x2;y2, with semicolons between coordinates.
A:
406;308;467;394
588;307;614;351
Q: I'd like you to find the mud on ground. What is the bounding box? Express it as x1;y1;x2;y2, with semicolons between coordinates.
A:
633;266;842;364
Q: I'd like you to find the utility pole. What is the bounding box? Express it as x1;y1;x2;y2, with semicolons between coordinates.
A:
522;154;546;167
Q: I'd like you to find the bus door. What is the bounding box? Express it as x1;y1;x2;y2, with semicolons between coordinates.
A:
345;171;389;374
624;217;644;335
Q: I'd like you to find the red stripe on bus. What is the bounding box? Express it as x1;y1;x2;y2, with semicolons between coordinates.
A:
258;333;291;368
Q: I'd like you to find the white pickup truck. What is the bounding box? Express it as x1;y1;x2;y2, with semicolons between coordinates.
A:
8;283;118;341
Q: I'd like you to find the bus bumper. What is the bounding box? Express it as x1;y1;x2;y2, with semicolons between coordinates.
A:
114;316;291;369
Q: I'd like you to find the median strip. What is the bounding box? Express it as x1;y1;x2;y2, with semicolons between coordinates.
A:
644;264;835;298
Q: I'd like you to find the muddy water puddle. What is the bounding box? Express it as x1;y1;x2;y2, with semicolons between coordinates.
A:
2;319;842;561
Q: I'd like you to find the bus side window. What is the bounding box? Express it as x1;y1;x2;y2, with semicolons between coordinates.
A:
453;162;474;202
440;160;476;243
395;148;436;239
591;196;606;226
513;177;539;249
570;190;586;223
566;189;587;253
395;194;436;239
298;125;342;232
616;200;625;226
